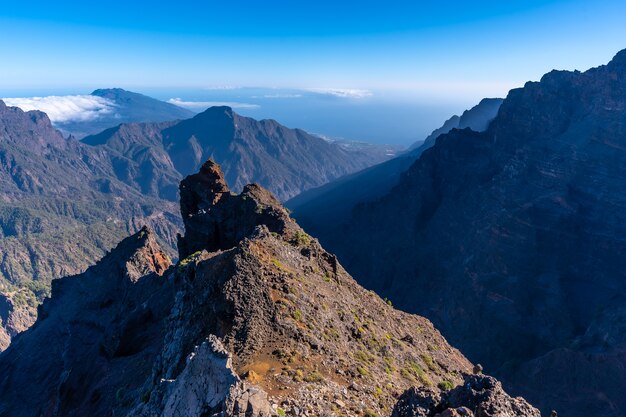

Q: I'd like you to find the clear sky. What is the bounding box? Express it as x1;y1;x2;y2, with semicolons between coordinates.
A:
1;0;626;144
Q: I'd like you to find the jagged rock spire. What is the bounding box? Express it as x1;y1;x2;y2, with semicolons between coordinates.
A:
179;159;231;219
177;159;295;259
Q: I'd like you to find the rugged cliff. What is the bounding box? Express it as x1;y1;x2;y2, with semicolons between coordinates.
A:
0;161;538;417
303;49;626;416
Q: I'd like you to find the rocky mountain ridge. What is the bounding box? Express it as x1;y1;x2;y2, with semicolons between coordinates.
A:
297;49;626;416
0;160;539;417
85;106;394;201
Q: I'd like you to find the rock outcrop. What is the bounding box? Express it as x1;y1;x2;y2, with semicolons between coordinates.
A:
0;160;537;417
0;292;38;351
392;375;540;417
0;226;173;416
297;49;626;416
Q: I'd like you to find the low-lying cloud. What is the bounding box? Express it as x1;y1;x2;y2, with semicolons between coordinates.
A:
168;98;260;110
307;88;373;99
262;93;303;99
2;95;116;123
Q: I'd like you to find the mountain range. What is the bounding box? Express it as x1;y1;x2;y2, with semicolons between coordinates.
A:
291;49;626;417
0;100;182;349
83;105;393;201
0;160;539;417
1;49;625;416
55;88;195;138
0;98;396;350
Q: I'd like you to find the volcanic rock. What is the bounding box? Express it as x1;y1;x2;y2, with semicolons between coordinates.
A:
0;160;538;417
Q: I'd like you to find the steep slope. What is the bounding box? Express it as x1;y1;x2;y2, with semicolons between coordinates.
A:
85;106;392;201
308;50;626;416
0;160;539;417
410;98;503;152
56;88;194;138
0;100;183;348
287;98;502;231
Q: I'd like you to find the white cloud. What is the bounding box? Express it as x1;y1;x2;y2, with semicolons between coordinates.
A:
2;95;116;123
262;93;303;99
167;98;260;110
307;88;373;99
2;95;115;124
203;85;241;90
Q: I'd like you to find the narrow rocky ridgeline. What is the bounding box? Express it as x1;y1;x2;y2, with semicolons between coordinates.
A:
0;160;539;417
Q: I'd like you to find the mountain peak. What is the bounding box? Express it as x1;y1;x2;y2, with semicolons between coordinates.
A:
177;158;294;258
608;48;626;68
91;87;139;99
97;225;171;280
194;105;236;120
0;99;66;150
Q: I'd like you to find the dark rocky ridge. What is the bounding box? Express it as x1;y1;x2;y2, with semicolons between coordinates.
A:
301;49;626;416
408;98;504;152
0;161;538;417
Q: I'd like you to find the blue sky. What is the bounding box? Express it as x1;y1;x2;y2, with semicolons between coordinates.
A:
1;0;626;144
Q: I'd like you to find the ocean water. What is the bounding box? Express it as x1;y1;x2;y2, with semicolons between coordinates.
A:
143;87;473;147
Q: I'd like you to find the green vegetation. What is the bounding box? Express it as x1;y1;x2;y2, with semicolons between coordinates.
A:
438;380;454;391
292;309;302;321
364;410;381;417
402;361;433;386
292;230;311;246
421;354;437;371
304;371;324;383
7;281;51;308
179;251;202;267
25;281;51;302
383;297;393;306
357;366;369;376
383;356;395;374
354;350;374;363
292;369;304;382
276;407;286;417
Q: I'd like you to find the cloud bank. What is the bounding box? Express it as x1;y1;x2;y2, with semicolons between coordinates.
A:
2;95;116;123
307;88;373;99
263;93;303;99
167;98;260;110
